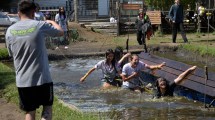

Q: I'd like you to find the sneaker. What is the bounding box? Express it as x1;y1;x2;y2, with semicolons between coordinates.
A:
64;46;68;49
55;47;59;50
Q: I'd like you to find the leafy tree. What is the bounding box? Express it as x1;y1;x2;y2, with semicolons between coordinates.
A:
145;0;196;11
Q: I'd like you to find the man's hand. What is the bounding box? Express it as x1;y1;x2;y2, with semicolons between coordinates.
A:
132;72;139;77
157;62;166;69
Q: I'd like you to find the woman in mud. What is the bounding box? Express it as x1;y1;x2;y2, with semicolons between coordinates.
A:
154;66;197;98
80;49;120;89
55;6;69;49
114;47;131;86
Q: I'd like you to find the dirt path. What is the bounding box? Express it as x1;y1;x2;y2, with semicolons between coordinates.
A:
0;98;25;120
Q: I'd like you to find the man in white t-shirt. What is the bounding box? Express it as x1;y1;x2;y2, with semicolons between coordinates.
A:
121;54;165;93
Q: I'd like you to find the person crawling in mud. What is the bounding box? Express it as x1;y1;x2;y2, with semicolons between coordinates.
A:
154;66;197;98
121;54;166;93
80;49;121;89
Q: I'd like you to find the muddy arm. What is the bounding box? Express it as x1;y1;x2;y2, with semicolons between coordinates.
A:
80;67;96;82
117;53;131;65
146;62;166;70
174;66;197;85
121;72;138;82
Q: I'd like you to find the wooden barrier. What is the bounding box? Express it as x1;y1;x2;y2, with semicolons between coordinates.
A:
122;4;141;10
146;11;161;25
139;52;215;98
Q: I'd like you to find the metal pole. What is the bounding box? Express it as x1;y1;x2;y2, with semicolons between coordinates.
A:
209;0;211;9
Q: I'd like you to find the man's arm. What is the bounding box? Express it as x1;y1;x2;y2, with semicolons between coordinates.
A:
168;5;174;21
146;62;166;70
121;72;138;82
46;20;64;36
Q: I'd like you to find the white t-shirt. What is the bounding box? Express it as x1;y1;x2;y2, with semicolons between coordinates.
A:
122;61;147;88
34;12;45;21
95;60;116;82
55;13;68;31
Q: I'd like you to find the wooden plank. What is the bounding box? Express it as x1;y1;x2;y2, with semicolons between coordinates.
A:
139;52;215;97
143;68;215;97
146;11;161;25
122;4;141;10
139;52;215;81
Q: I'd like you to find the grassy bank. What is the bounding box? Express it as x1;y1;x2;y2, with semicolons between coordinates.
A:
113;33;215;57
0;62;97;120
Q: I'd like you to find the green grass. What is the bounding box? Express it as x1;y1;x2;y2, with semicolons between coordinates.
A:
112;33;215;57
0;62;98;120
0;48;9;60
181;43;215;57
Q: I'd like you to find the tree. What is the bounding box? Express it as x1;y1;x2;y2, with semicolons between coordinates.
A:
145;0;196;11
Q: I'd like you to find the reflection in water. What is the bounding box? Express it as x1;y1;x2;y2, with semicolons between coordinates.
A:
50;57;215;119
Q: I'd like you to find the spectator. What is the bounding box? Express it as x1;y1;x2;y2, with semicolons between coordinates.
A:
55;6;69;49
169;0;188;43
5;1;63;120
135;10;151;52
34;3;45;21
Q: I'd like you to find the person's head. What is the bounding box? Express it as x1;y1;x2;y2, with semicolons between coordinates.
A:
156;77;168;90
59;6;66;18
35;3;40;12
139;12;143;19
18;0;36;19
59;7;65;13
114;47;123;61
175;0;180;5
130;54;139;68
45;11;51;20
105;49;115;63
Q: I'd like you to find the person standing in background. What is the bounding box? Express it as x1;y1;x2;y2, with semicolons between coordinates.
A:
169;0;188;43
34;3;45;21
55;7;69;49
135;10;150;53
5;1;64;120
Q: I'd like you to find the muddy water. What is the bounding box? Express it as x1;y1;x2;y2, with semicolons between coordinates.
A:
50;57;215;119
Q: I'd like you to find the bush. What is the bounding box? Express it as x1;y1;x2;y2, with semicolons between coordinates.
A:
0;48;9;60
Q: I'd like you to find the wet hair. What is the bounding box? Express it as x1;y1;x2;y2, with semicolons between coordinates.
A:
18;0;36;15
114;47;123;61
59;7;66;20
105;49;114;59
155;77;170;91
130;54;138;61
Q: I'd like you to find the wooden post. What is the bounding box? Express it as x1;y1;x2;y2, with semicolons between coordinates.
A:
116;0;120;36
142;0;145;11
74;0;78;22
